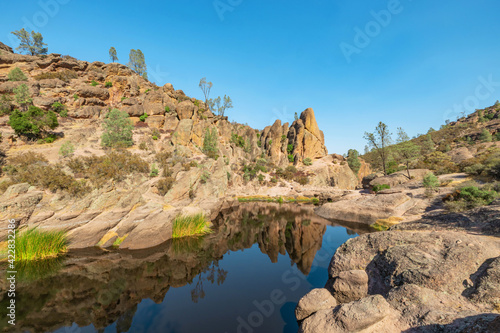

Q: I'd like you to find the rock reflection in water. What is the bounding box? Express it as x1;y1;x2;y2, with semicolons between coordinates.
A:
0;203;364;333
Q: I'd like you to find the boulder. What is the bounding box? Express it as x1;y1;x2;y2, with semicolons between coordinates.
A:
145;115;164;129
325;270;368;304
299;295;403;333
123;104;144;117
172;119;194;146
164;114;179;132
295;288;337;321
76;85;110;100
315;193;416;224
176;100;195;120
33;97;59;110
37;79;67;88
369;169;431;188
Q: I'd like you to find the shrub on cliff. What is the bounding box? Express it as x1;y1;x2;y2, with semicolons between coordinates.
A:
101;109;134;148
9;105;58;139
34;69;78;82
203;127;218;159
8;67;28;82
347;149;361;175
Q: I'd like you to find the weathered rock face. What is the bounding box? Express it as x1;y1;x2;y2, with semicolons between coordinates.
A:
295;288;337;321
0;41;13;54
289;108;328;162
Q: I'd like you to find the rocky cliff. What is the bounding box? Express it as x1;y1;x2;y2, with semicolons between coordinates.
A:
0;46;359;249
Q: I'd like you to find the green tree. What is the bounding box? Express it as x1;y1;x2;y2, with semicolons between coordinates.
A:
421;133;435;155
9;105;58;138
101;109;134;148
8;67;28;81
394;127;420;179
11;28;48;55
199;77;213;111
479;128;492;142
346;149;361;175
128;49;147;79
364;122;392;175
203;127;218;159
423;173;440;191
13;83;32;111
209;95;233;117
109;47;118;63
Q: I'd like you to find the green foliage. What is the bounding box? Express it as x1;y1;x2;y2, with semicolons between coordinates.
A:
13;83;32;110
139;113;148;122
105;81;113;88
281;134;287;142
268;139;273;146
34;69;78;82
201;171;211;184
11;28;48;55
288;154;295;163
9;106;58;138
347;149;361;175
208;95;233;117
303;157;313;166
109;46;118;62
417;151;459;175
73;94;79;100
8;67;28;81
51;102;68;118
67;150;149;187
128;49;147;79
15;228;67;261
90;80;98;87
479;129;492;142
172;214;212;239
59;141;75;157
157;177;174;195
231;133;246;148
0;94;13;115
152;135;158;140
5;152;88;196
364;122;392;175
372;184;390;193
203;127;219;159
287;144;294;154
150;164;159;177
444;186;498;212
423;173;440;190
101;109;134;148
165;106;171;113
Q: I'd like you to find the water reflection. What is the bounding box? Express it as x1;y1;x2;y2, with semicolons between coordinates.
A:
0;203;372;333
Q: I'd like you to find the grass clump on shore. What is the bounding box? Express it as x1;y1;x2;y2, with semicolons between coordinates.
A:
370;216;403;231
237;195;319;204
443;185;498;212
15;228;67;261
172;214;212;239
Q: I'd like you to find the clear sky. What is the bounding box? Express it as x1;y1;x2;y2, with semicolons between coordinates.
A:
1;0;500;154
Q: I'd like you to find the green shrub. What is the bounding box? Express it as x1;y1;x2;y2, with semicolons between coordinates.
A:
347;149;361;175
258;174;265;183
13;83;32;110
372;184;390;192
281;134;287;142
9;106;58;138
67;151;148;187
423;173;440;191
165;106;171;113
288;154;295;163
296;176;309;185
157;177;174;195
5;152;89;196
444;186;498;212
287;144;294;154
59;141;75;157
44;134;56;143
101;109;134;148
15;228;67;261
0;94;13;115
231;133;246;148
303;158;313;166
152;135;158;140
150;164;159;177
172;214;212;238
479;129;492;142
8;67;28;81
73;94;79;100
139;113;148;122
104;81;113;88
201;171;211;183
34;69;78;82
203;128;218;159
464;164;485;176
90;80;98;87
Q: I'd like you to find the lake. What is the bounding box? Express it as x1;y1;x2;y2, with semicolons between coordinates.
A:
0;203;373;333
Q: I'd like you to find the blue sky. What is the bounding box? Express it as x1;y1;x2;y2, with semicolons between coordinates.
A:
1;0;500;154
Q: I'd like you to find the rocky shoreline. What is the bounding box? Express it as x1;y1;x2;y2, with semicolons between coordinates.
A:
295;198;500;332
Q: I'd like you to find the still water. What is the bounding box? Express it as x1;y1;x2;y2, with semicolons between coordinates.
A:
1;203;373;333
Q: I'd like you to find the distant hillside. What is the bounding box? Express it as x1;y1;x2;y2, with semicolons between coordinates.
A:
362;101;500;175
